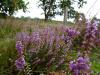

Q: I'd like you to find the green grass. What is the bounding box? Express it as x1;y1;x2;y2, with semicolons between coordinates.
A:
0;23;20;75
90;47;100;74
0;38;17;75
92;62;100;72
0;25;21;38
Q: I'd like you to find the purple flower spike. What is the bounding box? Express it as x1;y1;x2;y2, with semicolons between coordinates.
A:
15;56;25;70
30;32;41;44
66;28;80;38
16;41;24;55
77;57;84;63
69;61;76;71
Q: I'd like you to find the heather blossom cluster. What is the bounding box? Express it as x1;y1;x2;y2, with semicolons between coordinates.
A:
69;20;99;75
82;20;98;51
69;56;90;75
66;28;80;38
15;27;80;72
64;28;80;42
15;41;25;70
14;23;99;75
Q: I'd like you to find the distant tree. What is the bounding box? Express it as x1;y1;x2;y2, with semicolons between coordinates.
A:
39;0;86;22
39;0;57;21
0;0;28;16
59;0;87;25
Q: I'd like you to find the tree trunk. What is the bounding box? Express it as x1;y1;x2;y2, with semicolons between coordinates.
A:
45;14;48;21
44;6;48;21
63;6;68;25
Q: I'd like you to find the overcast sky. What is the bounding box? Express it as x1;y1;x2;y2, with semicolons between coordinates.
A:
14;0;100;21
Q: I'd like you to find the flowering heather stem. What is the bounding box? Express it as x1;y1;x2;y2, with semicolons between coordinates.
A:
15;41;26;70
15;56;25;70
16;41;24;56
82;20;98;51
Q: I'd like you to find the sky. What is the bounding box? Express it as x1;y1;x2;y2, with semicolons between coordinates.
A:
14;0;100;21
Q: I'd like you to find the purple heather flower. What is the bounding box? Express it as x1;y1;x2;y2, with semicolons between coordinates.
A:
16;41;24;55
86;20;98;34
77;57;84;63
64;28;80;45
86;19;91;27
66;28;80;38
83;20;99;50
92;21;98;30
69;60;77;71
69;56;90;75
30;32;41;44
61;34;65;40
15;56;25;70
64;36;71;44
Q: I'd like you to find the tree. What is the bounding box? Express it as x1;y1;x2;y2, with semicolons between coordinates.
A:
59;0;87;25
39;0;86;22
0;0;28;16
39;0;57;21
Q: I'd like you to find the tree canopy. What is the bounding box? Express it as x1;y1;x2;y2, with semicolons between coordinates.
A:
0;0;28;16
38;0;87;22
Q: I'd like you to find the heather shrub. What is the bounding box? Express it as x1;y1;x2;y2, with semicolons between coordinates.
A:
69;20;99;75
15;27;80;74
14;20;99;75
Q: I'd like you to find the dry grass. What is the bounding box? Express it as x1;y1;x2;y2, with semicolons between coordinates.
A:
0;17;86;33
0;18;64;31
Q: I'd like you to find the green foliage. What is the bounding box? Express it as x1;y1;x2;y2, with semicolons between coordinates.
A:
77;0;87;8
91;47;100;74
0;0;28;16
0;13;7;18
